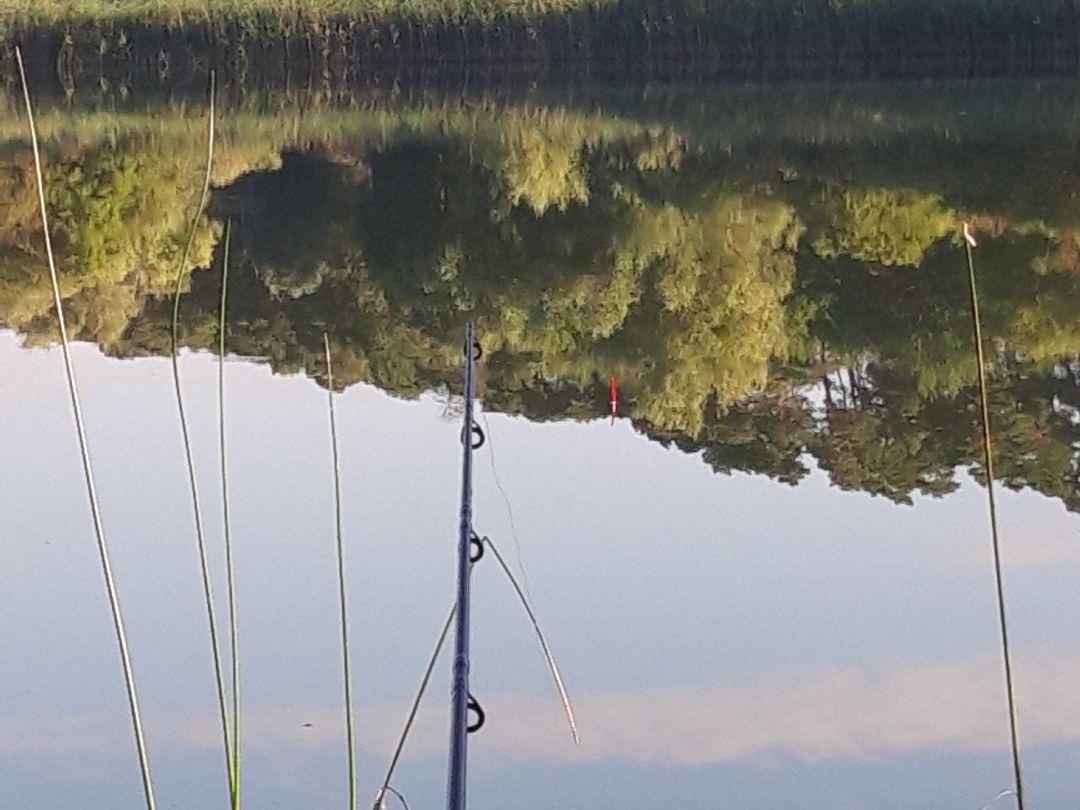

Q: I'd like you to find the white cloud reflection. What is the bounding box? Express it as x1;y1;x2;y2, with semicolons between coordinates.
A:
6;652;1079;767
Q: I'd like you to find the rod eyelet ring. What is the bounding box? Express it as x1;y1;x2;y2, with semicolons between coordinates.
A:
466;695;485;733
461;422;485;449
469;532;485;563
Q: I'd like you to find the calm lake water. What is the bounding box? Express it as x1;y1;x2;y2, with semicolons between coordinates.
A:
2;75;1080;809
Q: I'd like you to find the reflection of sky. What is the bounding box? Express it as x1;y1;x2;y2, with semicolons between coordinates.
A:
2;330;1079;809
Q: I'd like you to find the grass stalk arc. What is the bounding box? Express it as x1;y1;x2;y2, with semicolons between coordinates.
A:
324;333;358;810
15;45;156;810
167;71;236;805
218;219;242;810
964;228;1025;810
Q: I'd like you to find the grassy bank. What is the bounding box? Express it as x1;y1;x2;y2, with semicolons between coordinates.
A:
5;0;1080;83
0;0;608;27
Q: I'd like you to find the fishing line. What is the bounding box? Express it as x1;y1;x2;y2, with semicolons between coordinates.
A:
477;412;577;742
478;410;534;603
374;551;580;810
324;334;358;810
375;539;578;808
484;537;579;744
382;786;411;810
374;606;456;810
16;46;157;810
963;223;1025;810
976;789;1016;810
166;70;236;805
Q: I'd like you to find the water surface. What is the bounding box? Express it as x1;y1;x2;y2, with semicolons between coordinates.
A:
1;77;1079;809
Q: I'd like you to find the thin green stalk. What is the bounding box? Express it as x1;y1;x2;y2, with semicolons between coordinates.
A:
323;333;357;810
219;220;241;810
374;606;456;810
168;72;235;804
963;224;1025;810
15;45;156;810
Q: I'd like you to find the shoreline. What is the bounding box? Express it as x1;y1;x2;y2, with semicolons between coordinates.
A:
6;2;1080;84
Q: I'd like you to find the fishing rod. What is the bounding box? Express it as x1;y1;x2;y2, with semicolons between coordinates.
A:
447;321;485;810
374;533;581;809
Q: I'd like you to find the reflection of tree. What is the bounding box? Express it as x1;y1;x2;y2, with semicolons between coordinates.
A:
815;364;968;503
2;101;1079;512
646;382;817;486
810;186;955;267
0;138;217;347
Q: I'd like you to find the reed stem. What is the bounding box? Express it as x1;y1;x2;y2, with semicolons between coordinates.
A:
324;334;358;810
16;45;156;810
219;219;242;810
168;71;235;805
964;225;1025;810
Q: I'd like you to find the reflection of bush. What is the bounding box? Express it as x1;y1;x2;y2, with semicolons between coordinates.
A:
2;95;1079;511
1;137;218;346
811;186;955;267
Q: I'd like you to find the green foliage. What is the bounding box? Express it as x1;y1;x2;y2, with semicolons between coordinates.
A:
4;0;1080;82
46;150;141;281
639;195;804;436
2;89;1078;512
811;186;955;267
0;136;218;345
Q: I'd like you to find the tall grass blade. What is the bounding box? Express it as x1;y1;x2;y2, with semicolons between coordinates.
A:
374;606;456;810
218;219;242;810
323;334;358;810
168;72;235;804
15;46;157;810
963;223;1025;810
484;537;579;745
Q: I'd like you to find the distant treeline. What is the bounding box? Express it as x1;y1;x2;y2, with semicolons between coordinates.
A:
6;0;1080;84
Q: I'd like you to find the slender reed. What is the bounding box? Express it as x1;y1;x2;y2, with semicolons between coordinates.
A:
963;223;1025;810
168;72;235;804
323;334;358;810
373;606;456;810
485;536;579;744
219;219;242;810
15;46;156;810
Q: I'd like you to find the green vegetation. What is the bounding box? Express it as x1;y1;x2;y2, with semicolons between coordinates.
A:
5;0;1080;83
2;82;1079;512
0;0;605;26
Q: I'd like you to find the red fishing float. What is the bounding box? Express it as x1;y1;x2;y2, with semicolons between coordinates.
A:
609;376;618;425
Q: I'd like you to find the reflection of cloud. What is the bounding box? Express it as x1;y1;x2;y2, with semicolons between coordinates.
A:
0;713;106;756
940;527;1080;569
6;654;1080;767
473;654;1080;766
